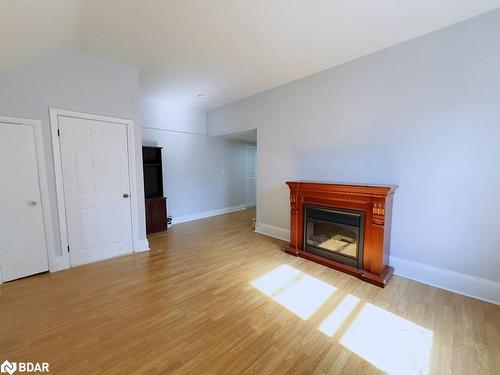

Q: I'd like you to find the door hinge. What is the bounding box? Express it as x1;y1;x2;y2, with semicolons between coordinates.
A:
57;129;61;137
67;245;70;253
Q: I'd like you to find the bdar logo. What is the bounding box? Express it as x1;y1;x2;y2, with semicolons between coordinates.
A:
0;360;16;375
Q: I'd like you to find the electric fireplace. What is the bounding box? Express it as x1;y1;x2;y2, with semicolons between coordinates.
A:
285;181;397;287
304;205;364;268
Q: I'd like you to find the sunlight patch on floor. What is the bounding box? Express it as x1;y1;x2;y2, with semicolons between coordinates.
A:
252;264;434;373
340;303;433;375
272;274;336;319
251;265;336;320
318;294;360;336
250;264;303;296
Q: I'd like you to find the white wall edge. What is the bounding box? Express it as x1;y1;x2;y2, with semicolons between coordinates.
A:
390;256;500;305
254;222;290;242
135;239;150;252
254;222;499;305
172;205;246;225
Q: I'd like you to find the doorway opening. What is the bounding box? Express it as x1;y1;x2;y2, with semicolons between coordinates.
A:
219;128;257;230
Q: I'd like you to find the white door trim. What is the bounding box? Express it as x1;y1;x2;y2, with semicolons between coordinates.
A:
0;115;56;278
245;145;257;207
49;108;142;270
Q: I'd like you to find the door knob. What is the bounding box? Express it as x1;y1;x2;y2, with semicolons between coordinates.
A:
29;201;38;206
123;193;129;198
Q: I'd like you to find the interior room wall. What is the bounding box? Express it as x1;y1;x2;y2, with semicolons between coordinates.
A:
206;9;500;289
141;127;248;221
225;141;248;208
141;98;206;135
0;50;147;258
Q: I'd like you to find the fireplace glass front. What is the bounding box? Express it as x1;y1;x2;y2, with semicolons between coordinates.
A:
304;205;364;268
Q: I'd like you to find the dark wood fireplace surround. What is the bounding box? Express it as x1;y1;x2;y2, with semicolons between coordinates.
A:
285;181;397;287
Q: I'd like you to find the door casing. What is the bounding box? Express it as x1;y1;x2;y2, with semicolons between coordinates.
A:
246;145;257;207
50;108;143;270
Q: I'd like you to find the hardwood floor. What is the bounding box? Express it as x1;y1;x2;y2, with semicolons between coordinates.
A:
1;208;499;374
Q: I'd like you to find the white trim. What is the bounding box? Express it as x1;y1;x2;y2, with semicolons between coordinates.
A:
207;126;257;138
390;256;500;305
254;222;290;242
49;108;144;270
245;145;257;207
135;239;150;252
0;116;57;273
172;205;246;225
53;256;68;272
254;222;500;305
141;126;206;137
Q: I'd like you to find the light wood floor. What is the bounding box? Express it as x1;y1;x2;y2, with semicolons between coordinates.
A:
1;208;499;374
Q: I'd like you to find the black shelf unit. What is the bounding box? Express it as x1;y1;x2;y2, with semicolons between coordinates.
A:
142;146;167;234
143;146;164;199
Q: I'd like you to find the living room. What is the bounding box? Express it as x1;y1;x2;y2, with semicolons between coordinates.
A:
0;1;499;374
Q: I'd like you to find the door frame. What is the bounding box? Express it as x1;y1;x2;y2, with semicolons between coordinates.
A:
49;108;141;269
245;145;257;207
0;115;56;282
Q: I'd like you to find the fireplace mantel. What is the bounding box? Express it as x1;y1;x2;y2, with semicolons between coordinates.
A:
285;181;397;287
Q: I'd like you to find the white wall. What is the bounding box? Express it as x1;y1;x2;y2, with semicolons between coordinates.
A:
207;9;500;286
141;98;206;135
141;128;248;221
140;98;248;221
0;50;147;258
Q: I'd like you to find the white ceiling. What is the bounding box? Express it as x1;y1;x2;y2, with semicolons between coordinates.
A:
2;1;500;111
0;0;79;73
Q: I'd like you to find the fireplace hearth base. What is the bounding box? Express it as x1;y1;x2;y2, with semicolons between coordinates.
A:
285;181;397;288
284;245;394;287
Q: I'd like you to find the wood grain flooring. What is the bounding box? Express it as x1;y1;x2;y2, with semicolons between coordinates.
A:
1;208;499;374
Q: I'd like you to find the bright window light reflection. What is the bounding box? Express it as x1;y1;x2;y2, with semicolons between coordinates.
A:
251;264;302;296
340;303;433;375
318;294;360;336
273;275;336;320
251;265;336;320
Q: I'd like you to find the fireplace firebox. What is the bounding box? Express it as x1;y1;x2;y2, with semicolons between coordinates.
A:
285;181;397;287
304;205;364;268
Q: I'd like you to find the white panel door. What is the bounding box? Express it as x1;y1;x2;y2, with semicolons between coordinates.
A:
246;146;257;207
0;122;49;281
59;116;133;266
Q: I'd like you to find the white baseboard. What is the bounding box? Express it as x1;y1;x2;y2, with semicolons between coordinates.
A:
172;204;247;225
390;256;500;305
254;222;500;305
50;240;150;272
53;256;70;272
135;239;150;253
255;222;290;242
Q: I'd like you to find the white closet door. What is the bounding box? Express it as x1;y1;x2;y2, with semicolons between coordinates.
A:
246;146;257;207
59;116;133;266
0;122;49;281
